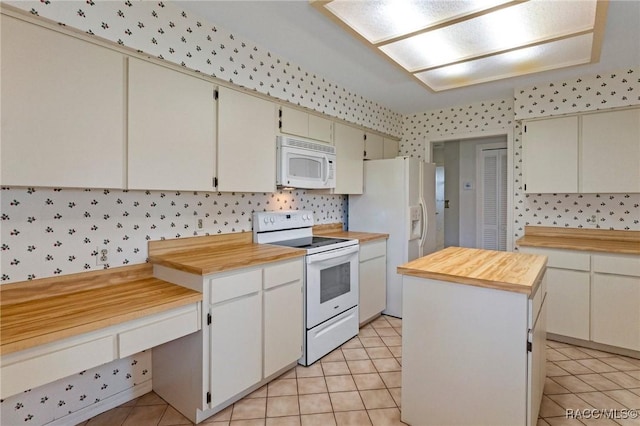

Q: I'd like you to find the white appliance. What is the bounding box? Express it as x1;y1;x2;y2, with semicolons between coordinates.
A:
253;210;359;365
276;136;336;189
349;157;436;318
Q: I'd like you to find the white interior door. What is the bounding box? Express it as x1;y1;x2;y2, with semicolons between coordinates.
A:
435;166;445;251
478;148;507;251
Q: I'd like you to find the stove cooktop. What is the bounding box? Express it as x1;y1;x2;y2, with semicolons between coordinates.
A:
269;236;351;250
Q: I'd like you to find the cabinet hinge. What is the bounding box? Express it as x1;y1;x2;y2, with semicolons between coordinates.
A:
364;150;367;157
207;313;212;325
214;89;219;100
524;184;527;191
278;108;282;118
213;177;218;188
206;391;211;404
524;125;527;133
527;341;532;352
363;134;367;141
279;120;282;129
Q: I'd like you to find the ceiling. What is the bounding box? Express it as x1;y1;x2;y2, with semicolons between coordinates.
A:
181;0;639;115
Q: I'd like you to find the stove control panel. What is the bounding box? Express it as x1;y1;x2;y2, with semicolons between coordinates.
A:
253;210;314;233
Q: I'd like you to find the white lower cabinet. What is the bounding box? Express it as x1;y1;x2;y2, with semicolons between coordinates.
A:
153;258;304;424
358;239;387;325
591;254;640;351
519;247;640;352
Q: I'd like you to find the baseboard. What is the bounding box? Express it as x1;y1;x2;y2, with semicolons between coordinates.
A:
548;333;640;359
47;380;153;426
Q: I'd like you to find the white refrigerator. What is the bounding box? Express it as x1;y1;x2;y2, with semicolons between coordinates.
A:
349;157;436;318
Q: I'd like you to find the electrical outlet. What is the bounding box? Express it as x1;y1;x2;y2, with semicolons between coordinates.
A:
97;247;108;265
197;218;204;229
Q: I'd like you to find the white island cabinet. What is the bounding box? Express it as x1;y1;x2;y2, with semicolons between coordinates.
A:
398;247;547;426
151;255;304;424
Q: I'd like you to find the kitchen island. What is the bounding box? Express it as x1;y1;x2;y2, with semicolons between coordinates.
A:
397;247;547;426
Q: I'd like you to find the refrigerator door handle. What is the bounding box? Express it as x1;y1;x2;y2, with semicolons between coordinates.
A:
419;199;428;248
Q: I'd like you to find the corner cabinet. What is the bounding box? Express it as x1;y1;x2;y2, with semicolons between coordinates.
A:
333;123;365;194
1;14;126;188
152;258;304;424
358;239;387;325
128;58;217;191
217;87;277;193
522;108;640;194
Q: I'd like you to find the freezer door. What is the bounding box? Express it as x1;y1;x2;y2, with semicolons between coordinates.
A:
420;162;437;257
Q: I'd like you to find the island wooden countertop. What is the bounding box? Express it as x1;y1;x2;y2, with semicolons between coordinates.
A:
0;264;202;355
397;247;547;295
313;223;389;243
516;226;640;255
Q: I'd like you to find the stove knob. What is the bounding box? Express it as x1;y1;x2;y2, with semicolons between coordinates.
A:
263;217;269;224
270;217;275;223
306;214;311;220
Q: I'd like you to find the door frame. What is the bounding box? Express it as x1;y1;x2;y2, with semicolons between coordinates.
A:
424;128;514;251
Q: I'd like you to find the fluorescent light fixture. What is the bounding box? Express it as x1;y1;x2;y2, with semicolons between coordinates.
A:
312;0;608;91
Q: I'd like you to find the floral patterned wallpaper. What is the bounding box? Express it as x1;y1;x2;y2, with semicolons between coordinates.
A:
1;351;151;426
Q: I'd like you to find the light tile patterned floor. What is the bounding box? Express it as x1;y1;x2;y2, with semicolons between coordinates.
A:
80;316;640;426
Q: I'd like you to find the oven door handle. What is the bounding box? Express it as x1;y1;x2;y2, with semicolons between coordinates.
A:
306;245;359;264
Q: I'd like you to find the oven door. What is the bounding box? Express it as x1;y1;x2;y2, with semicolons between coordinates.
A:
306;244;359;329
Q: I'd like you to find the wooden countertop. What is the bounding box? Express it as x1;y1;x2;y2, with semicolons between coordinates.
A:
0;264;202;355
397;247;547;295
313;223;389;243
149;243;305;275
516;226;640;255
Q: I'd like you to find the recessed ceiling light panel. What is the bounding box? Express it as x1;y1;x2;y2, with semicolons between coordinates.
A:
312;0;608;91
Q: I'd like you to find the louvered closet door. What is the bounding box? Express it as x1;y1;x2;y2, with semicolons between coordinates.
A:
480;148;507;251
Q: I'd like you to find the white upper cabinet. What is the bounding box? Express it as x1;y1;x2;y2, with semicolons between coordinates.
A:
364;133;384;160
128;58;216;191
523;116;578;193
333;123;364;194
383;138;399;159
581;108;640;193
217;87;277;193
523;108;640;194
1;15;125;188
280;105;333;143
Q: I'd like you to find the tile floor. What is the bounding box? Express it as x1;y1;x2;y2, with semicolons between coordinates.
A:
79;315;640;426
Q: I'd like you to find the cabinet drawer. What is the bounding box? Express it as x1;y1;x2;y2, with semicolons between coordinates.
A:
360;240;386;262
1;335;114;399
210;269;261;304
118;304;200;358
520;247;590;271
592;254;640;277
264;259;303;290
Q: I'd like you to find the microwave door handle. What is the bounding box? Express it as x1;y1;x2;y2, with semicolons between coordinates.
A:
322;155;330;185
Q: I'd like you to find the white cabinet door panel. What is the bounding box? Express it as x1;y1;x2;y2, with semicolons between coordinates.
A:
263;280;303;377
581;108;640;193
546;268;590;340
210;293;262;407
523;116;578;193
128;58;216;191
333;123;364;194
217;87;276;192
280;106;308;138
1;16;125;188
364;133;384;160
591;274;640;351
383;138;399;159
308;115;333;143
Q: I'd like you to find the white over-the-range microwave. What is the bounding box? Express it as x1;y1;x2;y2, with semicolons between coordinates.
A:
276;135;336;189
